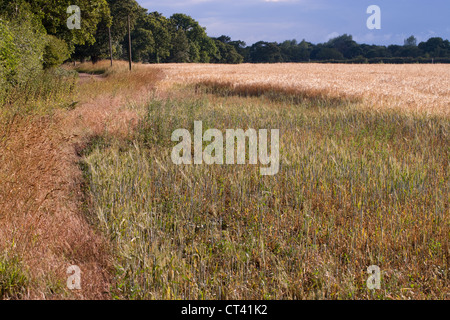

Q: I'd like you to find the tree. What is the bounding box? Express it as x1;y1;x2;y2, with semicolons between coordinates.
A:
212;37;244;64
0;4;47;84
326;34;361;59
400;45;422;58
3;0;111;50
169;13;218;63
250;41;283;63
279;40;298;62
170;29;190;63
365;45;390;58
404;35;417;47
43;35;70;69
131;25;154;62
228;40;248;61
297;40;313;61
387;45;403;57
72;16;112;63
107;0;145;61
72;0;146;63
419;37;448;57
216;35;231;44
147;12;172;63
108;0;144;40
0;20;19;89
315;47;344;60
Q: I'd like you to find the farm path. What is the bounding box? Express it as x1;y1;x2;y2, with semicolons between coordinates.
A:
77;72;105;84
0;66;161;299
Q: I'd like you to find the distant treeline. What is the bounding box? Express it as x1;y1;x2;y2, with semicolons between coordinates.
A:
1;0;450;92
75;0;450;65
243;36;450;64
74;0;450;65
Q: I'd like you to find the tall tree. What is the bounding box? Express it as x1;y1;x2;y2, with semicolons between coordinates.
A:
170;29;190;63
212;36;244;64
325;34;361;59
130;21;154;63
73;0;145;62
169;13;218;63
3;0;111;50
404;35;417;47
147;12;172;63
250;41;283;63
0;1;47;83
419;37;448;57
109;0;146;60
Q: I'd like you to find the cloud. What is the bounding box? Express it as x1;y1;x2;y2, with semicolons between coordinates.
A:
325;32;339;41
354;33;393;45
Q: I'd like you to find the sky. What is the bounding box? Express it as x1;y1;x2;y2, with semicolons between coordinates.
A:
137;0;450;46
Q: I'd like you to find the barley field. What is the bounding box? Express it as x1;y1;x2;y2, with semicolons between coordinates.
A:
157;63;450;116
79;63;449;299
1;61;448;299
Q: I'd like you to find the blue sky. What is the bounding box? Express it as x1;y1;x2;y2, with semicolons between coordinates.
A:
137;0;450;46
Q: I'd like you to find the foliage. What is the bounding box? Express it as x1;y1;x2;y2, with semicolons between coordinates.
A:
43;35;70;69
212;38;244;64
170;13;218;63
315;47;345;60
325;34;362;59
170;29;191;63
26;0;110;49
250;41;283;63
404;35;417;47
63;0;450;65
0;20;18;91
146;12;172;63
0;8;47;88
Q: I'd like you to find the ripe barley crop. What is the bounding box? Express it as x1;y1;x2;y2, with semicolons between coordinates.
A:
81;65;449;299
152;63;450;117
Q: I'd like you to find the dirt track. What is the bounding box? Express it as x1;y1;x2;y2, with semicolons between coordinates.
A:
77;73;105;84
0;67;160;299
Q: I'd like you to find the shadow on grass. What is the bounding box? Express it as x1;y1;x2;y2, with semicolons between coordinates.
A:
193;80;361;108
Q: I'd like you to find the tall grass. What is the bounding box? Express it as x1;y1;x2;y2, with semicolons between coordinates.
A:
83;85;449;299
74;60;130;76
0;67;78;123
0;252;29;299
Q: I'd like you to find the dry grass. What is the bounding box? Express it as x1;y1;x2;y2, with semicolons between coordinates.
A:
0;61;161;299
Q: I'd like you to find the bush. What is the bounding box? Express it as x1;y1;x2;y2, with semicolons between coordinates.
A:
0;20;19;90
43;35;70;69
0;12;47;88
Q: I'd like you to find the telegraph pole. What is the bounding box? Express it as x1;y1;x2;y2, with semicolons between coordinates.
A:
128;15;132;71
108;26;113;67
